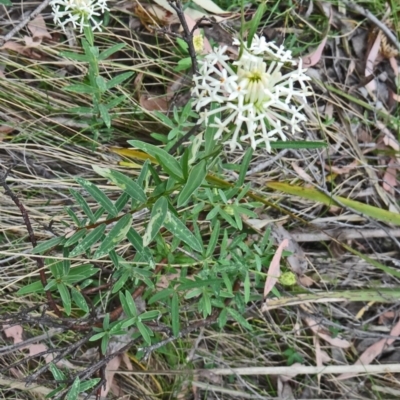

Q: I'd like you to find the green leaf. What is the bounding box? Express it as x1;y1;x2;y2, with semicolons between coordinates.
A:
128;140;183;180
64;84;96;94
89;332;106;341
31;236;65;254
101;335;109;354
247;2;266;47
178;278;222;291
237;147;253;187
143;196;168;247
70;189;96;223
71;287;89;313
137;321;151;344
204;102;220;155
140;310;160;321
99;104;111;128
171;292;180;337
270;141;327;149
64;229;87;247
206;219;220;258
227;307;253;331
76;177;118;217
69;224;106;257
174;57;192;72
92;166;147;203
17;281;44;295
106;71;134;90
94;214;133;259
98;43;126;60
58;283;71;315
120;290;137;318
59;51;90;62
79;378;101;393
96;76;107;92
177;159;207;207
163;212;202;252
148;288;174;304
154;111;175;128
267;182;400;226
49;363;66;381
105;95;127;110
65;264;98;282
244;272;250;303
67;377;80;400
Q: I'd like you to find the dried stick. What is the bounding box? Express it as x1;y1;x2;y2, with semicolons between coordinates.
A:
342;0;400;52
0;0;52;47
0;167;61;317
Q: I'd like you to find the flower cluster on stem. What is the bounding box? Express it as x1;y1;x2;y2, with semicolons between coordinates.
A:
51;0;109;33
192;35;311;152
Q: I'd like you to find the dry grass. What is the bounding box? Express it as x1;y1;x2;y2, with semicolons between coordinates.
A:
1;0;400;399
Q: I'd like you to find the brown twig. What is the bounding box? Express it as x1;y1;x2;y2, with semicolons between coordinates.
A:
342;0;400;53
0;0;52;47
0;167;62;317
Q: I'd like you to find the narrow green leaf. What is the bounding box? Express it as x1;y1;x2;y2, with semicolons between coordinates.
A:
137;321;151;344
128;140;183;180
17;281;44;295
163;212;202;252
58;283;71;315
106;71;134;89
227;307;253;331
71;287;89;313
171;292;180;337
98;43;126;60
244;272;250;303
92;166;147;203
94;214;133;259
237;147;253;187
178;278;222;291
89;332;106;341
99;104;111;128
143;197;168;247
49;363;66;381
59;51;90;62
64;229;86;247
31;236;65;255
177;160;207;207
76;177;118;216
79;378;101;393
140;310;160;321
270;141;327;149
148;288;174;304
64;83;96;94
206;219;220;258
205;102;220;155
70;189;96;223
267;181;400;226
123;290;137;317
247;2;266;47
154;111;175;128
67;377;80;400
69;224;106;257
101;336;109;354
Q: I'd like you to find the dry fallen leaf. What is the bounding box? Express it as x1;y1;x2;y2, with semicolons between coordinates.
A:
304;317;351;348
365;30;382;93
292;161;313;182
328;160;358;175
27;15;52;41
338;318;400;380
382;157;398;195
263;239;288;298
139;94;168;111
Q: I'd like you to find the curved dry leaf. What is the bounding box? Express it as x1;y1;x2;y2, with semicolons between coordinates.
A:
28;15;52;41
305;317;351;348
192;0;228;14
302;36;328;68
382;158;398;195
365;31;382;93
263;239;288;298
338;318;400;380
139;94;168;111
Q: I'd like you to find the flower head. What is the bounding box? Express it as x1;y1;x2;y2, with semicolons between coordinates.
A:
192;35;311;152
51;0;109;33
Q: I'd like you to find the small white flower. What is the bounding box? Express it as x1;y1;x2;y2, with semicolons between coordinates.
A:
51;0;109;33
192;35;312;152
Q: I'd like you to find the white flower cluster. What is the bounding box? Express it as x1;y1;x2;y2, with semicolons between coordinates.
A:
51;0;109;33
192;35;311;152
